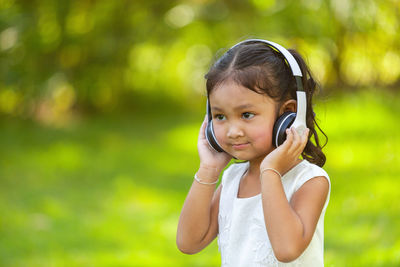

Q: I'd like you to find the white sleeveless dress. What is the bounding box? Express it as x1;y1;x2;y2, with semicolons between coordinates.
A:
218;160;330;267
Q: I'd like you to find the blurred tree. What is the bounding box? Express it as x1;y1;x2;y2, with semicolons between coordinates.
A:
0;0;398;121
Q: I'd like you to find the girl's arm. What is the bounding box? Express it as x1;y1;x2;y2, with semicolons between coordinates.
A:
176;169;222;254
260;127;329;262
176;116;231;254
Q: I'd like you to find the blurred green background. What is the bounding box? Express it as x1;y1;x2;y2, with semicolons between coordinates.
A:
0;0;399;266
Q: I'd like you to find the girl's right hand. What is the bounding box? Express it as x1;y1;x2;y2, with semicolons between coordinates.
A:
197;115;232;175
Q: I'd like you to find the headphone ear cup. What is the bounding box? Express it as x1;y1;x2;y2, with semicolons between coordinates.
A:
272;112;296;147
205;119;225;152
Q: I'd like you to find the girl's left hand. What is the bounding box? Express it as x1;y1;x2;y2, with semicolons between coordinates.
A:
260;127;309;176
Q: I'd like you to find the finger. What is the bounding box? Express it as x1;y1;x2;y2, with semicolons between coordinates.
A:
281;127;293;150
295;128;310;155
292;126;300;144
300;128;310;151
199;115;208;140
288;126;301;153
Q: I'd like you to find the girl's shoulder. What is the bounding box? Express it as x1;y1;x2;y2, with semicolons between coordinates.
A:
285;160;330;191
299;159;329;177
286;160;331;210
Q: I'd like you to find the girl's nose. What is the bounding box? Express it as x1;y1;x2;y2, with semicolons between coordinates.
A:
227;123;244;139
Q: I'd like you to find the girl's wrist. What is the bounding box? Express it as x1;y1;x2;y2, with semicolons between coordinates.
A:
260;162;280;174
197;165;221;183
260;167;282;180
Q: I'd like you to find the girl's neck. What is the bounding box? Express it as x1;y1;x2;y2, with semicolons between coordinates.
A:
245;156;264;181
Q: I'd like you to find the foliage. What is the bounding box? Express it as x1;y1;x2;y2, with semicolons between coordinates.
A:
0;0;399;119
0;89;399;266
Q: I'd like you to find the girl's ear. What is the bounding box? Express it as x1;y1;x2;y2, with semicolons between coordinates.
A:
278;99;297;116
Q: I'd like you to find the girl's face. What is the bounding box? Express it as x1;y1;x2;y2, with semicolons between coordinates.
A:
209;80;278;161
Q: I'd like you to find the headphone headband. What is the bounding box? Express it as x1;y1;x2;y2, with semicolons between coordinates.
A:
229;39;304;91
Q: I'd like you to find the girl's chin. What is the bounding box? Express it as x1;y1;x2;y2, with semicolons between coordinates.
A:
228;151;263;162
227;150;270;162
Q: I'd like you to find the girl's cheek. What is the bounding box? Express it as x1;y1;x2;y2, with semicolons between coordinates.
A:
214;125;232;152
252;127;273;148
214;124;226;143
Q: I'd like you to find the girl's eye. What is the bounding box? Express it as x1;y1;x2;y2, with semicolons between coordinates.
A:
214;114;226;121
242;112;255;119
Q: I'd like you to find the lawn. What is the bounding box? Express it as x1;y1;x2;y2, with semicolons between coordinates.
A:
0;89;399;266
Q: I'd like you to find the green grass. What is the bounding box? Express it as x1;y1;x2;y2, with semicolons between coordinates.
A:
0;89;399;266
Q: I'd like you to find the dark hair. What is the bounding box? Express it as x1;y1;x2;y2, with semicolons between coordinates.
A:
204;41;328;167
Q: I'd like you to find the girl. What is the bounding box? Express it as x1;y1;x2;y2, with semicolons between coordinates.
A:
176;39;331;266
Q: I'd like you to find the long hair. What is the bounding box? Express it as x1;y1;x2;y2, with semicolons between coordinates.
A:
205;41;327;167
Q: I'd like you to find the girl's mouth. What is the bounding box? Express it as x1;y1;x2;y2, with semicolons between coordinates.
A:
232;143;250;150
